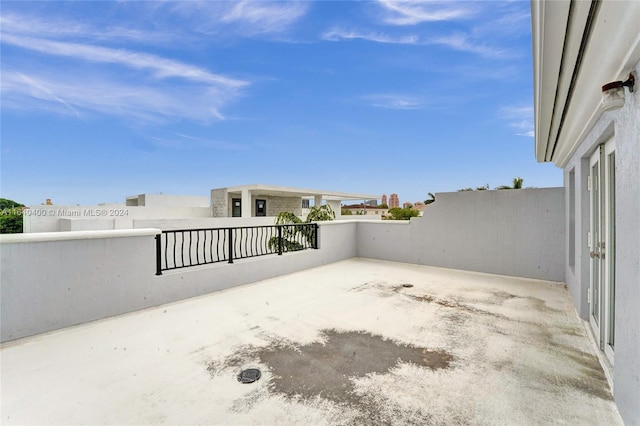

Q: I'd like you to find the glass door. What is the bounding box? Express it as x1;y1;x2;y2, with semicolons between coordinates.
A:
589;137;616;364
232;198;242;217
589;147;602;344
603;140;615;362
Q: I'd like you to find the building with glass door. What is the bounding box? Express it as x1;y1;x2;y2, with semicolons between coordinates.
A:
532;1;640;423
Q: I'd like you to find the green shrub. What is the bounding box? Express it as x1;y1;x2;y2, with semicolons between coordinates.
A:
0;198;24;234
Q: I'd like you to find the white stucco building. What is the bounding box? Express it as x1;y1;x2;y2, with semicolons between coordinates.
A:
532;1;640;423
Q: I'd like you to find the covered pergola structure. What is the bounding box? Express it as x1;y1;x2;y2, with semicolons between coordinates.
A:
210;184;379;218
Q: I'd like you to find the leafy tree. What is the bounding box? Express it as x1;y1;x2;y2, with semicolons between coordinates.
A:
271;205;335;251
379;203;389;209
0;198;24;234
459;184;489;191
386;207;419;220
304;204;336;222
496;177;524;190
0;198;23;209
424;193;436;205
513;177;524;189
341;209;353;215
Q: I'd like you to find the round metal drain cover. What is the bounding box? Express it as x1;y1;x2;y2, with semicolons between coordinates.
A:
238;368;261;384
402;284;414;288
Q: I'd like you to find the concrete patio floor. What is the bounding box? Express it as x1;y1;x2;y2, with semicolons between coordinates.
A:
0;258;622;425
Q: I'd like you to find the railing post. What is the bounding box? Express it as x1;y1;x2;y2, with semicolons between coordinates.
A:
228;228;234;264
313;223;319;249
278;225;283;255
155;234;162;276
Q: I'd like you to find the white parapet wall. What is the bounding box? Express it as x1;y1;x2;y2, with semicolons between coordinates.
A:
132;217;276;230
131;194;209;207
1;229;160;342
23;205;213;233
1;189;565;342
0;222;357;343
357;188;565;281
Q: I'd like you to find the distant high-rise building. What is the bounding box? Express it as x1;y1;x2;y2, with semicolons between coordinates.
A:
389;193;399;208
382;194;387;206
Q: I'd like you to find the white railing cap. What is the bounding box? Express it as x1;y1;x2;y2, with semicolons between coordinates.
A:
0;228;161;244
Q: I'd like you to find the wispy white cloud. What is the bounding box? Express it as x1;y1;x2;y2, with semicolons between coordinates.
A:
322;28;418;44
322;1;525;60
0;13;175;44
221;1;308;28
1;7;249;124
499;105;534;137
0;4;304;122
1;70;237;123
365;94;424;110
2;34;248;89
471;7;531;38
322;27;513;59
376;0;476;25
429;33;514;59
3;72;82;117
169;1;309;36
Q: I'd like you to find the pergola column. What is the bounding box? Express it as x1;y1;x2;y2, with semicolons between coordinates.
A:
327;199;341;218
241;189;251;218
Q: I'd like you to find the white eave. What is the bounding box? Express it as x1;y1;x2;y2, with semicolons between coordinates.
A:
532;0;640;167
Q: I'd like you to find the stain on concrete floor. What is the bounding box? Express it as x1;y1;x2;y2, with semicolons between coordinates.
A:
208;329;453;423
258;329;452;403
381;280;613;402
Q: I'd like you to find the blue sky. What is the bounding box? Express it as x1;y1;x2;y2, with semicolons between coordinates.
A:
1;0;561;206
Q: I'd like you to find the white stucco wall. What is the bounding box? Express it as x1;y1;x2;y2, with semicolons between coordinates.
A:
3;188;567;345
613;60;640;426
0;222;357;343
3;189;566;343
0;230;160;342
337;215;383;221
132;217;276;230
357;188;565;281
138;194;209;207
23;206;213;233
562;59;639;425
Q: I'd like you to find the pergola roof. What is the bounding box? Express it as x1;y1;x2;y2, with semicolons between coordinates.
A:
221;184;379;201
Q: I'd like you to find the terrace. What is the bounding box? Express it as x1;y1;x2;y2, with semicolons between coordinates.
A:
3;0;639;422
0;258;622;424
0;188;624;424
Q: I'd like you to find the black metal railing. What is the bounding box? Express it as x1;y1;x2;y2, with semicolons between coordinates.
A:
155;223;318;275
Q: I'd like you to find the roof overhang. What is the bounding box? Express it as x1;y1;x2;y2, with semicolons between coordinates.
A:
220;184;378;201
531;0;640;167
